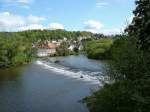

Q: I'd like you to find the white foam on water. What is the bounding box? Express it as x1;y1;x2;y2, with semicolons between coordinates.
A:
36;60;101;85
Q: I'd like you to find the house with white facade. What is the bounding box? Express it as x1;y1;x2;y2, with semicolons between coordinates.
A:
36;41;57;57
68;45;75;51
37;49;56;57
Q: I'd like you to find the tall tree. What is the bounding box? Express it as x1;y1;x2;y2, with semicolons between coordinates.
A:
126;0;150;51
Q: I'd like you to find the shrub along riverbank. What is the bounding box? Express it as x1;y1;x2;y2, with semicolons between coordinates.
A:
84;0;150;112
0;32;36;68
83;38;113;60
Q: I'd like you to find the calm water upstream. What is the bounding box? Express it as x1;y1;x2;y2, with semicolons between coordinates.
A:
0;55;106;112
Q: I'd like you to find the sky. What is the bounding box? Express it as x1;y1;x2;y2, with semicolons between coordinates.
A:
0;0;135;35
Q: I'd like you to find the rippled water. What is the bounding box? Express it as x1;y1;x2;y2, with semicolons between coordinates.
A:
0;55;106;112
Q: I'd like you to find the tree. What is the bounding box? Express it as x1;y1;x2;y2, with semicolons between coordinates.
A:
0;32;35;68
126;0;150;51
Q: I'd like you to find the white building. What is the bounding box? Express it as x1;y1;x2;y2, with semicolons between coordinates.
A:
79;45;83;50
37;49;56;57
63;37;67;41
68;45;75;51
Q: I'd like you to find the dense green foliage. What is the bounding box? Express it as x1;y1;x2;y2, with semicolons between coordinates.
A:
83;38;113;59
85;36;150;112
18;30;93;42
85;0;150;112
85;79;150;112
126;0;150;51
0;32;36;68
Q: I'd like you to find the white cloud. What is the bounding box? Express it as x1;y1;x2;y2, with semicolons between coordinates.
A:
49;23;64;30
96;2;108;8
20;24;46;31
0;12;66;31
0;12;25;31
0;12;46;31
27;15;45;24
84;20;103;33
21;23;65;31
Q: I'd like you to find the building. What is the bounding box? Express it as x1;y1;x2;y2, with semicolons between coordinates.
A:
79;45;83;50
36;41;58;57
37;48;56;57
68;45;75;51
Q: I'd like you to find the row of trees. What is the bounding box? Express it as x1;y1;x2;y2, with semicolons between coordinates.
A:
18;30;93;42
85;0;150;112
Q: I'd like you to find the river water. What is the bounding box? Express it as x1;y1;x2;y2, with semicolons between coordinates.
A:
0;55;106;112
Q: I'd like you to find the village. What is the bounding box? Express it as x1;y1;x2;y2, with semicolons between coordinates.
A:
36;36;89;57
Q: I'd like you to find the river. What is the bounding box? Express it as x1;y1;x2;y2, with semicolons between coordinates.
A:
0;55;106;112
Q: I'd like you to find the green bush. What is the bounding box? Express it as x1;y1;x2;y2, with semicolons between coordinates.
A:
83;38;113;60
11;54;27;65
0;33;34;68
85;80;150;112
